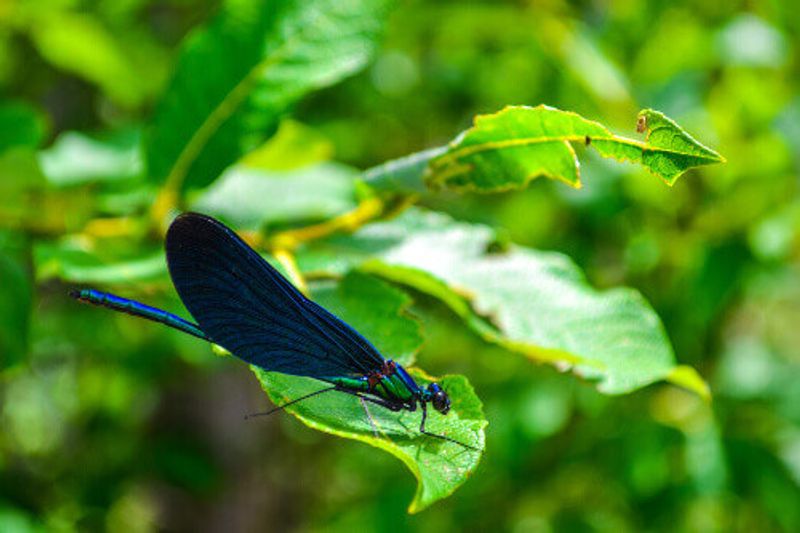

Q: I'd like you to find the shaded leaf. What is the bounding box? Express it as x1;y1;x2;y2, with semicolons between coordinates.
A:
191;163;357;230
298;208;708;397
0;252;31;369
0;149;94;234
364;146;447;194
253;272;485;513
534;16;631;105
367;105;725;192
147;0;391;192
0;102;47;153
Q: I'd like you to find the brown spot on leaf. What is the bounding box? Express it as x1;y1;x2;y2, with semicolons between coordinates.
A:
636;115;647;133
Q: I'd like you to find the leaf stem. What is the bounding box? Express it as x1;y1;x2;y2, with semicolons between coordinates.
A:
82;216;140;238
149;186;179;235
267;196;385;251
272;248;309;296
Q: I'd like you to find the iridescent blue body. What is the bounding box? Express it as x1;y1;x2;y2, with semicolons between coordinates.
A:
72;212;470;449
72;289;209;341
72;289;437;411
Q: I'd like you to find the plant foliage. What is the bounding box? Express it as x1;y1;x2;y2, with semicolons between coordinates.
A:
10;0;785;527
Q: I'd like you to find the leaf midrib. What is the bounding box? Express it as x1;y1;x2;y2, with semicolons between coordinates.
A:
434;133;719;169
162;9;320;193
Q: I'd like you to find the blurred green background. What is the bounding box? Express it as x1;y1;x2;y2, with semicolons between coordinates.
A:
1;0;799;531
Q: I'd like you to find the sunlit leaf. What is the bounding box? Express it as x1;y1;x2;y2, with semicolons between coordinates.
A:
147;0;392;192
298;208;708;397
191;163;357;230
717;15;788;68
254;272;485;513
367;106;725;192
34;239;166;284
240;119;334;170
38;129;143;186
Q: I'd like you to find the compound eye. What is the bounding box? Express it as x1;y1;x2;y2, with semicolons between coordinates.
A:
432;389;451;414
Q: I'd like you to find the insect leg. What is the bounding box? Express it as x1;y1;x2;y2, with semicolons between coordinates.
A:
333;389;405;412
245;386;337;419
359;397;384;439
333;389;406;441
418;401;482;452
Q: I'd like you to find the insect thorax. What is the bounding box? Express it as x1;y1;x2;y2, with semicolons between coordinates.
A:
328;371;417;404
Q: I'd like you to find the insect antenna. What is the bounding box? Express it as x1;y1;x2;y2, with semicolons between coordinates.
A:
245;386;337;419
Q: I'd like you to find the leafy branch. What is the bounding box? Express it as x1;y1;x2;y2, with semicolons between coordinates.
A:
147;0;392;226
7;0;727;514
368;105;725;192
296;208;712;398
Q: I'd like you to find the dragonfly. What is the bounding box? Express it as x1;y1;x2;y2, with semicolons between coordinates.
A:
72;212;478;451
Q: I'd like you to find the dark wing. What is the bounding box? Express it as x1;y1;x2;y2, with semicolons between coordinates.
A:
165;212;386;378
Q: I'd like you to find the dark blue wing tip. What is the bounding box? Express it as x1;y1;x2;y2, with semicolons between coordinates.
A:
172;211;217;225
168;211;217;238
166;212;240;250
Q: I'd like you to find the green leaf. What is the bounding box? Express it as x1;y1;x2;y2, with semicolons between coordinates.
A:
0;506;39;533
147;0;391;192
367;105;725;192
38;129;143;186
34;240;166;284
0;102;47;153
616;109;726;185
239;119;334;170
28;12;147;107
298;208;709;397
312;272;422;366
667;365;711;402
364;146;447;194
0;252;31;369
191;163;357;230
0;149;94;234
253;272;485;513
